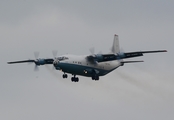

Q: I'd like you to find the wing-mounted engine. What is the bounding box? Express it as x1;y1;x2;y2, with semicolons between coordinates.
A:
35;58;54;65
86;54;117;63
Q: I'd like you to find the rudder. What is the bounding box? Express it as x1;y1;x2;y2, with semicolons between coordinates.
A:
111;34;120;54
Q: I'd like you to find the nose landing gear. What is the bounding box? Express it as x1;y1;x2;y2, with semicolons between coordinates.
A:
62;73;68;78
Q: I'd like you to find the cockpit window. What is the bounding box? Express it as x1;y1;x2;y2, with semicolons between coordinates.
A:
57;56;69;61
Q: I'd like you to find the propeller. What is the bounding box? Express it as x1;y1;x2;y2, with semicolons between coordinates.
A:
119;48;125;54
89;47;95;55
34;51;39;59
52;50;58;58
117;48;125;60
52;50;58;70
34;63;39;71
89;47;102;55
33;52;40;71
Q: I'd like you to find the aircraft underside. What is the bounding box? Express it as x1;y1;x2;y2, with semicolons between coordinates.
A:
55;62;118;82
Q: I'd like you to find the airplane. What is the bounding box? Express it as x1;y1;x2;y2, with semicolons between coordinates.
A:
8;34;167;82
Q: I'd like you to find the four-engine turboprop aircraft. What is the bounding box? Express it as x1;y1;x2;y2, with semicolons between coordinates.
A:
8;35;167;82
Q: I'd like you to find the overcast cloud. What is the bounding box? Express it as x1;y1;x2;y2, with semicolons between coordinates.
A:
0;0;174;120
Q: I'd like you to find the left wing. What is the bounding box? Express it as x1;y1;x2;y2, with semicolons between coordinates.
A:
86;50;167;63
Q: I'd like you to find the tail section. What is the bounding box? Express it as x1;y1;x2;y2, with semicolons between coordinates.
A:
111;34;120;54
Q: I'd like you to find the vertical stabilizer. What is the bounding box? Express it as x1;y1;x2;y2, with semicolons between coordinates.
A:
111;34;120;54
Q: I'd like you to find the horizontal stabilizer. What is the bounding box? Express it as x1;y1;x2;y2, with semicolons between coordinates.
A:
139;50;167;54
121;60;144;64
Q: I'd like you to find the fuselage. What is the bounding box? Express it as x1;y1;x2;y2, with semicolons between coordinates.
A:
54;54;122;77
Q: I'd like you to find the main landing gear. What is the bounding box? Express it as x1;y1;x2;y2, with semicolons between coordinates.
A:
71;75;79;82
92;74;99;80
62;73;99;82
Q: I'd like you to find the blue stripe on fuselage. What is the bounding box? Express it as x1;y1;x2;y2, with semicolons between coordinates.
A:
55;62;118;77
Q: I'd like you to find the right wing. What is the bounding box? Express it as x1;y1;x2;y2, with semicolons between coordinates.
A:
7;58;54;65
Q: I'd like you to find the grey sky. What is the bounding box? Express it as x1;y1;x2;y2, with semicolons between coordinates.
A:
0;0;174;120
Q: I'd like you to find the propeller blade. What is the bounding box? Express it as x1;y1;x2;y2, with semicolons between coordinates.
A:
89;47;102;55
52;50;58;58
34;52;39;59
89;47;95;54
52;65;55;70
98;51;102;54
120;48;125;53
34;65;39;71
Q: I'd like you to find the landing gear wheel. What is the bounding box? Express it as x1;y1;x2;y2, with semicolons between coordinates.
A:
71;77;74;82
91;75;99;81
92;76;95;80
63;74;68;78
65;74;68;78
75;77;79;82
71;77;79;82
95;76;99;80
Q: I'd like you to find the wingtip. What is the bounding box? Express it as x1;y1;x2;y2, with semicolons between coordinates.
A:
160;50;167;52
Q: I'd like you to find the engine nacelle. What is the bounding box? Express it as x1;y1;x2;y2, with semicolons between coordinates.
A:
35;58;54;66
95;54;104;62
35;59;46;65
117;53;125;59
